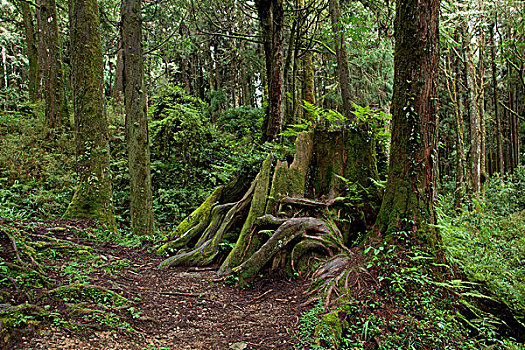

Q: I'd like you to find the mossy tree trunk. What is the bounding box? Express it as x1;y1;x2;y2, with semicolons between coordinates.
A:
375;0;443;254
65;0;116;230
159;129;381;284
122;0;154;237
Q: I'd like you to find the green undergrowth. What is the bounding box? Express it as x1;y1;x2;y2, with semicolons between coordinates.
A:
298;242;523;349
0;102;76;220
440;209;525;330
297;171;525;349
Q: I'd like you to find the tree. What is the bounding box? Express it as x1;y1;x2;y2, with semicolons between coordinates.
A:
375;0;442;252
155;0;387;285
122;0;154;236
65;0;116;229
255;0;285;143
37;0;68;127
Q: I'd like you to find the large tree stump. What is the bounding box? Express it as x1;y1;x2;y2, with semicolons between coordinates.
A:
158;129;381;282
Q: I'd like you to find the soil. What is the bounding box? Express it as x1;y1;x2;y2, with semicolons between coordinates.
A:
0;219;310;350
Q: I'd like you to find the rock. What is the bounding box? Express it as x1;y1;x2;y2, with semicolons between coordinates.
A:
229;341;248;350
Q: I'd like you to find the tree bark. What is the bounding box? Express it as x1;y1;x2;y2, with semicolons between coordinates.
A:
460;19;482;195
65;0;116;229
122;0;154;236
375;0;443;254
298;0;315;121
256;0;284;143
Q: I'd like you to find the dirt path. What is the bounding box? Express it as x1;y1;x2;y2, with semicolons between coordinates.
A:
3;220;309;350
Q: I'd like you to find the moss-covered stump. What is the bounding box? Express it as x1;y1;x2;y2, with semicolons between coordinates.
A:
159;129;381;284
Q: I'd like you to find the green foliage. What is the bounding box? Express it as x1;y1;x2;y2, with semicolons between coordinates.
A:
283;102;390;146
301;238;524;349
297;299;332;350
145;84;265;229
0;7;30;110
216;105;263;139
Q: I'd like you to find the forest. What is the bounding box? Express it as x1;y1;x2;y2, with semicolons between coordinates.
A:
0;0;524;348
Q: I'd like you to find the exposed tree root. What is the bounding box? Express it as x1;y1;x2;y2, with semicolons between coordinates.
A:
159;130;381;285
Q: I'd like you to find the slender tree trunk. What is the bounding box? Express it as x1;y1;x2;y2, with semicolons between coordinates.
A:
122;0;154;236
444;32;466;208
111;48;124;103
460;21;481;194
478;0;486;181
20;1;40;102
0;46;5;90
328;0;352;116
256;0;284;143
298;0;315;121
375;0;443;254
489;21;504;174
65;0;116;229
38;0;68;127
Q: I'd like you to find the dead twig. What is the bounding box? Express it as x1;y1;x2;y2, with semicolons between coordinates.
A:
247;289;273;303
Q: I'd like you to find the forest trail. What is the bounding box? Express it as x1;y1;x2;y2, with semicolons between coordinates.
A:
1;220;308;350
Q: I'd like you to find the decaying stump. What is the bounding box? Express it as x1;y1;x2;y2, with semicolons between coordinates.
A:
158;130;381;284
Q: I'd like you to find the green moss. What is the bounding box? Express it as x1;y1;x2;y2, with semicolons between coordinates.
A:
315;311;347;348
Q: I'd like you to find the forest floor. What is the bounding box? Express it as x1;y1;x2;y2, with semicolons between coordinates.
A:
0;219;309;350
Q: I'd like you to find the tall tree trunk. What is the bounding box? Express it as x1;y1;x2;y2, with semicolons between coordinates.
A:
444;31;466;208
122;0;154;236
328;0;353;116
489;21;504;174
478;0;486;181
327;0;378;196
0;46;5;92
65;0;116;229
375;0;443;254
20;1;40;103
460;21;481;194
38;0;68;128
240;43;250;106
256;0;284;143
298;0;315;121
